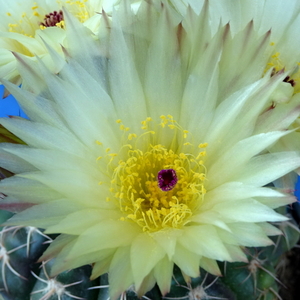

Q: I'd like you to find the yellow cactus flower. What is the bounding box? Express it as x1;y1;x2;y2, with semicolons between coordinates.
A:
0;0;141;90
1;1;300;299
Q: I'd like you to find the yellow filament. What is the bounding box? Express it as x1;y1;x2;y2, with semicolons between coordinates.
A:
96;116;208;232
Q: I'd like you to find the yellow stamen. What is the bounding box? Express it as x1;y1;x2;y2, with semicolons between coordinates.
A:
96;117;208;232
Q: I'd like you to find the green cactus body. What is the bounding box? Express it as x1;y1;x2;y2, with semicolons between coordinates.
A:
30;261;98;300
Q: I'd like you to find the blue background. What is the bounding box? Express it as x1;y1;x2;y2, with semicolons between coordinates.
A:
0;84;300;201
0;85;27;118
296;178;300;201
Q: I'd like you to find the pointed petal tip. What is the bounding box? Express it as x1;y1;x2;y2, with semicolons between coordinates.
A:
11;51;19;59
0;202;35;213
3;87;11;98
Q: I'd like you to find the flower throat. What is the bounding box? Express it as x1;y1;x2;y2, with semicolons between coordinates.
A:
96;116;208;232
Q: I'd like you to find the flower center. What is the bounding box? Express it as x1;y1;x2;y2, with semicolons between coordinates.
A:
40;10;64;29
5;1;91;37
97;116;208;232
157;169;178;191
113;145;206;232
267;49;300;134
265;44;300;92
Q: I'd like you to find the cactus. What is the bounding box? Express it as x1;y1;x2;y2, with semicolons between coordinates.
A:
0;1;300;299
0;205;299;300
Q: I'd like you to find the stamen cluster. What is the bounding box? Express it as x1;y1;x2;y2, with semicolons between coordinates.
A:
97;116;208;233
40;10;64;29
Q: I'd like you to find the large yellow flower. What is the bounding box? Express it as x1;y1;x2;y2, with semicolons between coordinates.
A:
0;0;141;89
1;1;300;299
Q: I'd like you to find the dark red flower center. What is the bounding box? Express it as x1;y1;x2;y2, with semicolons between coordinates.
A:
40;10;64;28
157;169;178;191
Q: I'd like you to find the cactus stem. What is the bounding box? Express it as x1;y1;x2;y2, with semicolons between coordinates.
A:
187;274;227;300
238;249;285;296
275;220;300;251
164;273;226;300
30;262;85;300
1;225;53;258
0;229;27;291
257;264;285;288
25;227;53;257
257;287;283;300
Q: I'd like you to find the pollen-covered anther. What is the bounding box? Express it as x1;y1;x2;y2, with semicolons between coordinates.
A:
40;10;64;29
158;169;178;191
